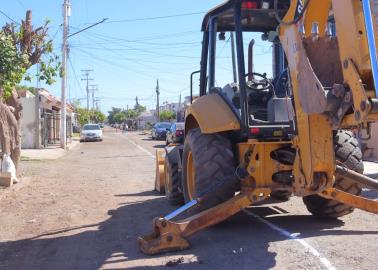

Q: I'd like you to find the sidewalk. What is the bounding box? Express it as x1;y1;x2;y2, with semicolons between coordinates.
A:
21;139;80;161
364;161;378;178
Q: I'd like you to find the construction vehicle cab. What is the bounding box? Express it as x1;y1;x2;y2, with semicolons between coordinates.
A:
140;0;378;255
187;0;294;138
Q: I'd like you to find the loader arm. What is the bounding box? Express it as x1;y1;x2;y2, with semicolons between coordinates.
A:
279;0;378;195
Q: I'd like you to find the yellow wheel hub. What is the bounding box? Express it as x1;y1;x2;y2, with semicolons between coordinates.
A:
186;151;196;200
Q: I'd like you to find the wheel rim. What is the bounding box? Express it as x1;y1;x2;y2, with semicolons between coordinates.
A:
186;151;196;200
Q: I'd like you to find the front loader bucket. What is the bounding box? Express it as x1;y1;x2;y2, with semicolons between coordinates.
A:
155;149;166;194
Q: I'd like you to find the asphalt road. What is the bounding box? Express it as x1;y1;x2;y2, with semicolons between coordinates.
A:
0;129;377;270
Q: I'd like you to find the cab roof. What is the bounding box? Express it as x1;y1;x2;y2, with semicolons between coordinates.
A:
201;0;290;32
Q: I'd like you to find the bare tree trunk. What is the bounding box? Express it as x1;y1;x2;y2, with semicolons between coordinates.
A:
0;88;22;171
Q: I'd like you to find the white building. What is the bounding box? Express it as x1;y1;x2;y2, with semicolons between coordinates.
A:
159;102;180;113
18;88;74;149
137;111;156;129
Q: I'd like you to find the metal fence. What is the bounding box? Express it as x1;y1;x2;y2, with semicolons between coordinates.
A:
41;111;72;147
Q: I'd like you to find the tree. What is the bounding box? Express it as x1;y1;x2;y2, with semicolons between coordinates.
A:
160;111;176;121
0;11;60;170
108;107;122;124
75;108;91;126
75;107;105;126
113;112;126;123
93;110;106;123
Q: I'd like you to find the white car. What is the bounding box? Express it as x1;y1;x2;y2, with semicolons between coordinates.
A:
80;124;103;142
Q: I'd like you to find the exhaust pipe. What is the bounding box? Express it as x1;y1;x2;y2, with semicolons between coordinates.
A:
248;39;255;81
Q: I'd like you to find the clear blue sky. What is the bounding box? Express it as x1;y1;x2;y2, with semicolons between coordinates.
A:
1;0;271;113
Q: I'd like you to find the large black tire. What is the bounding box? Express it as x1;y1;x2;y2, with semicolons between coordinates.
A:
182;128;236;211
271;190;291;201
164;157;184;205
303;130;363;218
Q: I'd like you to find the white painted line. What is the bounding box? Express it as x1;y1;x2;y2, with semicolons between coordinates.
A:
122;134;155;159
243;209;337;270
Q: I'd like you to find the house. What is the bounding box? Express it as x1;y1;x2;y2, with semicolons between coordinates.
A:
160;102;179;113
18;88;73;149
137;111;156;129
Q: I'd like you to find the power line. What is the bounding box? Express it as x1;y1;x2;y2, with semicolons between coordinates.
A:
79;11;205;25
68;18;108;38
68;57;84;96
16;0;26;9
0;9;19;25
71;46;198;82
69;26;198;42
81;69;94;111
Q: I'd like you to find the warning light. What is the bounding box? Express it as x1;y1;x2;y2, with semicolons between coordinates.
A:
250;127;260;134
242;1;258;10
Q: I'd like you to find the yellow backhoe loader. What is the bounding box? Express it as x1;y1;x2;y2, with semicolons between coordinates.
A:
139;0;378;255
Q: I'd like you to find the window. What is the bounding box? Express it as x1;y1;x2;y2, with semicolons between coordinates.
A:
83;125;100;130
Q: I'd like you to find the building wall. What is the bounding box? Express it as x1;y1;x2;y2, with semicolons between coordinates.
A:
361;123;378;161
20;97;37;149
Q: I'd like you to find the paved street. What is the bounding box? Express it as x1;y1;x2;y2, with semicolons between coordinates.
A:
0;129;377;270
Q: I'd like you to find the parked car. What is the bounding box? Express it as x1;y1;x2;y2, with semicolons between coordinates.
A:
80;124;103;142
151;122;171;140
166;122;185;145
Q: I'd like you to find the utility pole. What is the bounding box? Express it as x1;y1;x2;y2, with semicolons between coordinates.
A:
89;84;97;123
177;93;181;121
156;79;160;121
81;70;94;111
35;61;41;149
94;98;101;110
60;0;70;149
89;84;98;111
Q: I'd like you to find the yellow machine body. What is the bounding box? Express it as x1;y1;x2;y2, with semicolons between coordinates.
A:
185;93;240;135
147;0;378;255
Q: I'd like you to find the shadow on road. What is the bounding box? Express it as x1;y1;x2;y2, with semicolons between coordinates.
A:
1;191;377;270
141;138;156;142
153;144;166;149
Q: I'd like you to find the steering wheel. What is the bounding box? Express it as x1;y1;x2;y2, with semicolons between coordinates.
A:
245;72;273;91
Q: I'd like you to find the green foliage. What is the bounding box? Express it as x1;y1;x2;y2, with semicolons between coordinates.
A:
75;107;91;126
75;107;105;126
0;32;29;98
107;105;146;124
108;107;122;124
16;85;36;94
113;112;126;123
160;111;176;121
0;18;60;99
145;121;153;130
134;103;146;114
93;110;106;123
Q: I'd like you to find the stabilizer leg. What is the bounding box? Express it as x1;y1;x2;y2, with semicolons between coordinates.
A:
326;165;378;214
319;188;378;214
138;188;270;255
